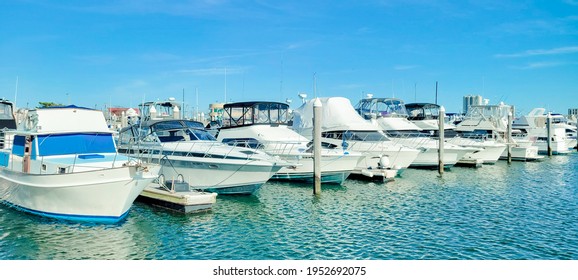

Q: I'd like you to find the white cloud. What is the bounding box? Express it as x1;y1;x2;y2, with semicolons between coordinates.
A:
495;46;578;58
510;61;565;70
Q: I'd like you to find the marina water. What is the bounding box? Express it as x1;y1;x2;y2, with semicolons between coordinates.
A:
1;153;577;260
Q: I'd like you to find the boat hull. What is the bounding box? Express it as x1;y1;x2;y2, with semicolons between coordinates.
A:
447;138;507;164
271;154;360;185
0;165;159;223
500;145;543;161
148;155;282;195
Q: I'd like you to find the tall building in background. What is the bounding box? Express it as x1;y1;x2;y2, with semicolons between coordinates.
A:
463;95;483;114
568;108;578;117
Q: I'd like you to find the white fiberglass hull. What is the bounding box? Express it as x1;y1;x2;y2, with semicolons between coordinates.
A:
152;155;283;195
500;144;543;161
392;138;475;168
0;165;159;223
534;140;571;155
272;153;362;184
330;140;420;171
447;138;507;164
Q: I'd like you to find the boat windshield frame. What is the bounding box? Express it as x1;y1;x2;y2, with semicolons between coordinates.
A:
406;103;440;121
221;102;291;128
355;98;409;120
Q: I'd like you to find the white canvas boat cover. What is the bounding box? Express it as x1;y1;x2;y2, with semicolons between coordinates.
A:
292;97;380;136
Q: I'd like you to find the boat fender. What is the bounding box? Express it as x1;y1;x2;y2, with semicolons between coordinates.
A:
378;156;390;169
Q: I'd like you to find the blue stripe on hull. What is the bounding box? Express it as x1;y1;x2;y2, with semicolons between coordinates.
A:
0;201;130;224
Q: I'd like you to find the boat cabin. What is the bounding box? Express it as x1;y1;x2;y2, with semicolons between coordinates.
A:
0;106;119;173
405;103;440;121
220;101;292;128
0;99;17;149
118;119;214;147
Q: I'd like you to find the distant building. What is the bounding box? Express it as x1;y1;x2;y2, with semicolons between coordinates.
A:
106;107;140;130
209;103;224;122
568;108;578;117
463;95;483;114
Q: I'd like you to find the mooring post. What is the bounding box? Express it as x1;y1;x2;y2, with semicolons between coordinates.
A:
507;109;513;163
547;112;553;156
313;98;322;194
438;106;445;175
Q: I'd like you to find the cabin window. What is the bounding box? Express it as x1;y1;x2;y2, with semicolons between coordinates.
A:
58;167;66;174
0;103;13;120
36;133;116;156
12;135;26;156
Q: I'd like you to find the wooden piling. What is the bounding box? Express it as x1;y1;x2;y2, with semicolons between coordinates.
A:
438;106;445;175
313;98;322;194
547;112;552;156
507;109;513;163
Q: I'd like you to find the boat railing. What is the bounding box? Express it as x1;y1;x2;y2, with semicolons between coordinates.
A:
122;138;272;162
385;132;434;148
224;138;310;156
27;151;142;175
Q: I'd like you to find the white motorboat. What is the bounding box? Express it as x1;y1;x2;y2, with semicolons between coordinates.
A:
291;97;421;180
215;101;363;184
117;99;288;195
454;103;543;161
512;108;574;154
0;104;160;223
355;97;478;168
405;102;507;164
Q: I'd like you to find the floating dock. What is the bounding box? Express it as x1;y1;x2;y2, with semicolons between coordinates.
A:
137;181;217;213
456;158;483;168
349;168;397;182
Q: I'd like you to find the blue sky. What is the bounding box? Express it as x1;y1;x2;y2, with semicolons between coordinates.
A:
1;0;577;116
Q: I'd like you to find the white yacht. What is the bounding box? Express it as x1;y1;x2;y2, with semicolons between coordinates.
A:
117;99;289;195
454;103;543;161
512;108;574;154
355;97;478;168
291;97;420;180
405;102;507;164
215;101;363;184
0;104;160;223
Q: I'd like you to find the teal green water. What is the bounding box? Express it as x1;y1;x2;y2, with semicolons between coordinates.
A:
1;153;577;260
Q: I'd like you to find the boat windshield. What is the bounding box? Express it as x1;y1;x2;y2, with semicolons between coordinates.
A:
465;105;511;121
223;102;291;127
322;130;390;142
356;98;409;119
406;104;440;121
0;102;14;120
150;120;216;142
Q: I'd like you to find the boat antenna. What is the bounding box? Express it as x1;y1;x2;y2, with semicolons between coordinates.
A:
414;82;417;102
280;59;284;102
313;72;317;98
182;88;185;119
14;76;18;108
435;81;438;105
224;67;227;103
